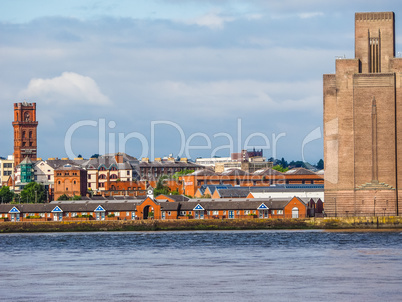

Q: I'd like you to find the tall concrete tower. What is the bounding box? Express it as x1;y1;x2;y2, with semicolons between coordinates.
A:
12;102;38;167
324;12;402;216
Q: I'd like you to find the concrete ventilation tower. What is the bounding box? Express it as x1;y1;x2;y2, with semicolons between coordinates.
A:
324;12;402;217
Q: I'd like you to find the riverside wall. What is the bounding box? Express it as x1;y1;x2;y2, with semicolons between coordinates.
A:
0;216;402;233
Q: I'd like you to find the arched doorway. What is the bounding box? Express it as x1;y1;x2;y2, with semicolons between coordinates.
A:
143;206;154;219
292;207;299;218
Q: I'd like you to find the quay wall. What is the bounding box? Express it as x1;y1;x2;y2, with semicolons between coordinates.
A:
0;216;402;233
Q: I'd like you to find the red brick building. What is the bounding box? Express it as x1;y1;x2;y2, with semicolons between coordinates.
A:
12;102;38;167
54;165;87;200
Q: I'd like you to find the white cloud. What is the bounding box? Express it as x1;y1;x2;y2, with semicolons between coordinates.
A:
298;12;324;19
19;72;111;106
145;79;321;117
183;12;235;29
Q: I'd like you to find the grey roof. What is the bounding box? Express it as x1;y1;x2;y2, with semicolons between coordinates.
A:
157;195;190;202
215;188;250;198
139;161;203;169
285;168;318;175
221;169;250;176
198;184;233;195
253;168;283;176
189;169;217;176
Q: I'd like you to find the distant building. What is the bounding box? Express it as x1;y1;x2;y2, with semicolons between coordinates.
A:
54;164;87;200
139;157;203;181
0;155;14;185
196;149;273;173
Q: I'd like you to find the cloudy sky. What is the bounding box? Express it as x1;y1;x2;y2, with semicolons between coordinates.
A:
0;0;401;164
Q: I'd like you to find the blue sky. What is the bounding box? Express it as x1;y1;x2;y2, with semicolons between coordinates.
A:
0;0;401;163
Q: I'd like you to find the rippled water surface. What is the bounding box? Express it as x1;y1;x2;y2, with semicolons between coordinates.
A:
1;230;401;301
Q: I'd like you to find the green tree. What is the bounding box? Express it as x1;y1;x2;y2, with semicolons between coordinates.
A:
316;159;324;170
154;175;170;197
173;169;194;179
90;154;100;158
57;194;70;201
20;182;46;203
0;186;14;203
288;160;306;168
272;165;289;173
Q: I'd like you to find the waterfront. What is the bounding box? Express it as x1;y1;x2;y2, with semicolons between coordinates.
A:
1;230;401;301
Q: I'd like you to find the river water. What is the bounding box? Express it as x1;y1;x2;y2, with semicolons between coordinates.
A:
0;230;401;301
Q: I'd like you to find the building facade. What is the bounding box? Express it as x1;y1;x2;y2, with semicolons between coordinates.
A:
0;156;14;185
54;165;87;200
324;12;402;216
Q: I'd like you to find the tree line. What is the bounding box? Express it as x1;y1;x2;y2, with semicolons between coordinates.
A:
268;157;324;172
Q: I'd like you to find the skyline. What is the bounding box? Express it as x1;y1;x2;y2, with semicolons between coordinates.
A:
1;1;401;162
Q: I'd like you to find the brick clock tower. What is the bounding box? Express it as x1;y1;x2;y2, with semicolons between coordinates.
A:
12;102;38;167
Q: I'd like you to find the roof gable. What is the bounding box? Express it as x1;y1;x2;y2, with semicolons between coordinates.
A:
94;205;106;212
9;206;20;213
51;206;63;213
193;204;205;211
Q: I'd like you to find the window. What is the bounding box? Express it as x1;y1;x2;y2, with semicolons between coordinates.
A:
99;166;106;171
71;212;77;217
88;183;91;188
188;211;192;215
277;210;283;215
47;213;51;217
271;210;275;215
65;213;69;217
126;212;130;216
223;211;226;215
180;211;186;215
58;181;61;185
245;210;250;215
168;211;171;215
114;212;120;216
110;174;118;179
236;210;240;215
48;175;51;180
29;131;32;139
127;171;130;175
40;213;45;217
82;212;87;216
88;174;91;179
99;174;107;179
110;166;117;171
213;210;219;215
